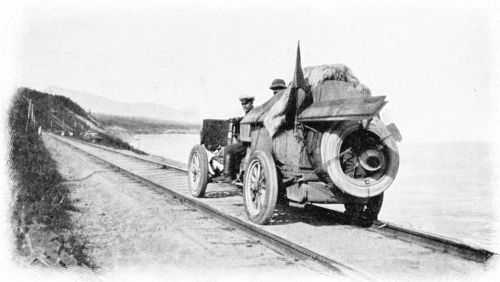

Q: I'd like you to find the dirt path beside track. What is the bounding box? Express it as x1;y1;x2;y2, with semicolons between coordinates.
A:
42;135;337;280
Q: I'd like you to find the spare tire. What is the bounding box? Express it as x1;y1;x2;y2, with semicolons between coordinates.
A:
320;118;399;198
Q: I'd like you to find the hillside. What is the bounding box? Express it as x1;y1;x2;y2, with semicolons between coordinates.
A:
13;88;144;154
15;87;100;134
45;86;201;123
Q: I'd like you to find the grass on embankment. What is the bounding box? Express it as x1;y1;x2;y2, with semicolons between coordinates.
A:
9;92;94;268
91;133;146;155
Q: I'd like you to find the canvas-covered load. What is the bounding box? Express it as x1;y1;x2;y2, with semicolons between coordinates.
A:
303;64;371;99
241;64;386;136
242;64;367;123
297;80;386;122
308;78;369;101
299;64;386;121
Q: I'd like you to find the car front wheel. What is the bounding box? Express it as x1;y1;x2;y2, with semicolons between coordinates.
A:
243;150;278;225
188;145;209;198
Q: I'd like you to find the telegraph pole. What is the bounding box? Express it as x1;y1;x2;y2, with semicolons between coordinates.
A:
25;99;32;133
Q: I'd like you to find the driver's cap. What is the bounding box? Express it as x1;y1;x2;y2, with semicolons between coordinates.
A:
239;95;255;103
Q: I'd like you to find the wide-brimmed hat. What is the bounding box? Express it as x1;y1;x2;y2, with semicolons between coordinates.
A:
269;78;287;90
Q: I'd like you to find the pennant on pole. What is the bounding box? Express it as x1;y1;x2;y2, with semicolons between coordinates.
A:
263;41;310;137
291;41;306;90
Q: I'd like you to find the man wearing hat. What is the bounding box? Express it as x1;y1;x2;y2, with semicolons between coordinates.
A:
239;95;255;115
270;78;287;95
212;95;255;183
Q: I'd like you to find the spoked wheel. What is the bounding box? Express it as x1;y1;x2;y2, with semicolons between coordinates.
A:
243;150;278;225
188;145;209;198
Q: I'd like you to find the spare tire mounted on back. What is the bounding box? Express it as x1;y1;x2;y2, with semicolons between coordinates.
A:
320;117;399;198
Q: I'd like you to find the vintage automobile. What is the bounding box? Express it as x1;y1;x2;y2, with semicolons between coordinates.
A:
188;48;401;225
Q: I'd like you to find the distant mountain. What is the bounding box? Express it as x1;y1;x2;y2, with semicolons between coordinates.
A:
94;113;200;135
45;86;200;124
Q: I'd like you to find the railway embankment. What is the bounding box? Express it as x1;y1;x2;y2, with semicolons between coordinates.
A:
8;93;94;268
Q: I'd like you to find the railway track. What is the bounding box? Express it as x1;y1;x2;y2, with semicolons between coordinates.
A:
48;133;495;279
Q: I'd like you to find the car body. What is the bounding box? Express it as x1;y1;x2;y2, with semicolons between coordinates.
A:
188;50;401;225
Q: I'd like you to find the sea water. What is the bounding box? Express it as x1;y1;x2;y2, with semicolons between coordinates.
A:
126;134;499;251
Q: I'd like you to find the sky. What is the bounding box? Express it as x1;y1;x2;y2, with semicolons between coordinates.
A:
1;1;500;279
2;0;500;143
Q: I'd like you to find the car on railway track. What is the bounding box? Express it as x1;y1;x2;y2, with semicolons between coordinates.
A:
188;47;401;225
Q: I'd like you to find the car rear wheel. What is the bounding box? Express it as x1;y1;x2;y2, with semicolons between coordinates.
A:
243;150;278;225
188;145;209;198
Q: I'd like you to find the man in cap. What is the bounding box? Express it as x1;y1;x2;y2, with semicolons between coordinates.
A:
269;78;287;95
240;95;255;115
212;95;255;183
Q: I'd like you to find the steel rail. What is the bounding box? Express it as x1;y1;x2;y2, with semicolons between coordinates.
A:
50;134;367;279
62;135;187;172
51;134;495;264
369;220;494;263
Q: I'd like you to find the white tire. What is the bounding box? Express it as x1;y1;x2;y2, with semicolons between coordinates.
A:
188;145;209;197
321;118;399;198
